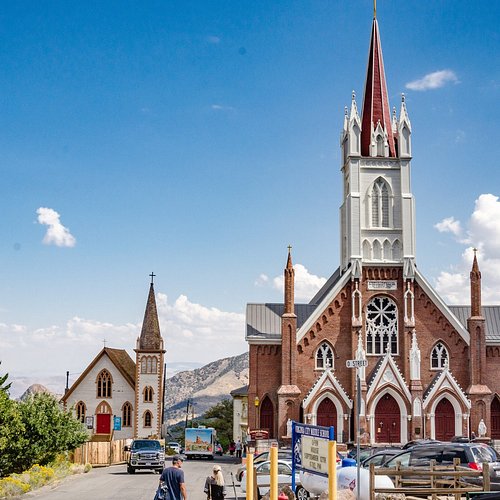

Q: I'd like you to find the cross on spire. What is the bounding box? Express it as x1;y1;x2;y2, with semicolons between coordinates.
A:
373;0;377;19
103;339;107;348
149;272;156;284
287;244;292;253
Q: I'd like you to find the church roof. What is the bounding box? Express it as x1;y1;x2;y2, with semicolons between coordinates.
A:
139;282;163;351
230;385;248;397
61;347;136;402
449;306;500;344
360;17;396;157
246;269;500;344
246;303;317;341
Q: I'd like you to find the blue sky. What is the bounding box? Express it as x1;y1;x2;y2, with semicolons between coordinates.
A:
1;1;499;396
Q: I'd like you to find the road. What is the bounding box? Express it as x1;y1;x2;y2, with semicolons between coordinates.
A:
26;455;245;500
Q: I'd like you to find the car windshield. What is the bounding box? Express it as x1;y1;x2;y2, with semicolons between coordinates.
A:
132;440;161;450
472;445;499;463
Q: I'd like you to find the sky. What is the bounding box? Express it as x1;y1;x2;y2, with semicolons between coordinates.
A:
0;1;499;397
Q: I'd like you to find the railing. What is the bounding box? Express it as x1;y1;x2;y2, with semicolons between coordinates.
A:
369;459;490;500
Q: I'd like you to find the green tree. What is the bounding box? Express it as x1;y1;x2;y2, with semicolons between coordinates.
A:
0;391;26;476
0;361;12;394
15;393;88;473
200;399;233;451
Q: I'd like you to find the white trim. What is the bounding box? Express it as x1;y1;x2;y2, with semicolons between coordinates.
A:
367;352;412;403
422;367;471;411
310;393;346;443
302;369;353;410
297;271;351;343
415;270;470;344
367;386;408;445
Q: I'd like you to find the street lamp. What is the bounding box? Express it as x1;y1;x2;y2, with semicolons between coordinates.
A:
254;396;260;430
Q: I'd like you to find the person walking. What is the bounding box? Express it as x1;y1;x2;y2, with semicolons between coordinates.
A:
156;455;187;500
235;439;242;459
204;465;226;500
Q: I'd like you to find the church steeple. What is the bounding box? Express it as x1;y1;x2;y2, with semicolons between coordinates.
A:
360;17;396;157
470;248;482;318
138;275;163;350
284;245;295;315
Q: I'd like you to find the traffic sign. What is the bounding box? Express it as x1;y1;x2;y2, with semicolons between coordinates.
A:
346;359;368;368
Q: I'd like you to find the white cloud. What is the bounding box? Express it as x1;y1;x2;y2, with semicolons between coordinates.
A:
434;216;462;237
0;292;246;396
254;274;269;287
270;263;327;302
211;104;235;112
406;70;458;91
435;194;500;304
36;207;76;247
206;36;221;44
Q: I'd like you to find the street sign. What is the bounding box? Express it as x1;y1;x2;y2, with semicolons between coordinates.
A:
346;359;368;368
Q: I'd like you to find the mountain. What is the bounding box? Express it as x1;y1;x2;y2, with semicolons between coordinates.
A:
164;351;248;425
19;383;56;401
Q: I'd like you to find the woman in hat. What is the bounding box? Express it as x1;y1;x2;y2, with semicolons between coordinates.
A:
204;465;226;500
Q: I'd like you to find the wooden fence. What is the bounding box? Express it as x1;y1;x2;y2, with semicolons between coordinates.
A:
72;439;129;466
370;459;490;500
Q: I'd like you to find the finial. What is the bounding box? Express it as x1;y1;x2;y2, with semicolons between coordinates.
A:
352;90;356;101
373;0;377;19
149;272;156;284
287;244;292;254
392;106;396;117
103;338;107;348
401;92;405;103
345;105;348;116
473;247;477;256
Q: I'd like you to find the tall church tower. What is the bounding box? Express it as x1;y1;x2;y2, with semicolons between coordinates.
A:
134;275;165;438
339;12;415;281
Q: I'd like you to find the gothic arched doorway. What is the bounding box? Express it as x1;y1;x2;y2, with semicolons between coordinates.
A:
260;396;274;438
491;397;500;439
375;393;400;443
317;397;337;429
435;398;455;441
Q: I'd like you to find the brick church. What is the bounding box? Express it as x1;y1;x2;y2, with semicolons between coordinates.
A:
245;12;500;446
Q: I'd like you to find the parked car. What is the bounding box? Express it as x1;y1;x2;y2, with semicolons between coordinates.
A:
236;450;293;481
167;442;182;454
361;449;402;468
124;439;165;474
382;442;500;490
240;460;300;498
215;442;223;456
401;438;441;450
348;446;401;464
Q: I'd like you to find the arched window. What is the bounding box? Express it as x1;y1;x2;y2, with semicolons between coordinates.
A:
363;240;372;260
366;296;398;355
383;239;391;260
373;239;382;260
376;135;385;156
144;386;154;403
392;240;401;260
151;357;157;374
141;357;147;374
122;402;132;427
76;401;86;423
431;342;449;369
371;178;390;228
316;342;334;370
97;370;112;398
146;357;152;373
144;410;152;428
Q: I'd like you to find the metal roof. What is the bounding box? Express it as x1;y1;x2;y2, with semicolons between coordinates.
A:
246;303;317;340
449;306;500;343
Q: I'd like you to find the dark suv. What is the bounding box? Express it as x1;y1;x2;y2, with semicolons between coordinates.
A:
383;442;500;490
125;439;165;474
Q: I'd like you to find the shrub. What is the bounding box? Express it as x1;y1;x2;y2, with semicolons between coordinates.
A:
0;476;31;497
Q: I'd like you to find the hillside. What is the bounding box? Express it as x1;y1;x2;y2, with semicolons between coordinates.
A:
164;351;248;425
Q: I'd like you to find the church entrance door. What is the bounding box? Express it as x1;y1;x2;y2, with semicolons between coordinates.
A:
317;398;337;429
96;413;111;434
375;393;400;444
260;397;274;439
435;398;455;441
491;398;500;439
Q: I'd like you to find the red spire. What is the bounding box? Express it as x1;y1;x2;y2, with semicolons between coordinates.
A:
470;248;482;317
361;18;396;157
284;245;295;315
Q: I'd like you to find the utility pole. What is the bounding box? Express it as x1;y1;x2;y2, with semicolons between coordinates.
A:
161;363;167;437
185;399;190;429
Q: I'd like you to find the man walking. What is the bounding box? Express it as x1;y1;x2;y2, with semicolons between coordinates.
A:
235;439;242;459
158;455;187;500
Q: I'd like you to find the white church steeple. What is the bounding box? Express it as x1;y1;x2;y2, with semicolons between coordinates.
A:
339;14;416;280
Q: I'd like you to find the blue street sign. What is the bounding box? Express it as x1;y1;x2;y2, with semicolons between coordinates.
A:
113;416;122;431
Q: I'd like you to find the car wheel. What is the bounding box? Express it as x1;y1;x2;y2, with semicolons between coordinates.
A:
296;486;310;500
127;465;135;474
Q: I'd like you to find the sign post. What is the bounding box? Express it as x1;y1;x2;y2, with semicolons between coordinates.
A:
346;359;367;500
